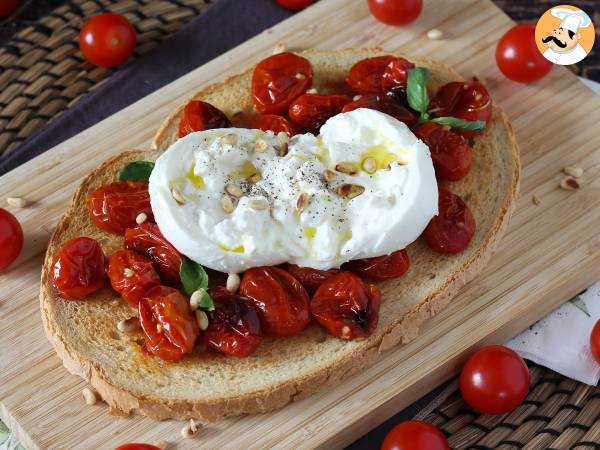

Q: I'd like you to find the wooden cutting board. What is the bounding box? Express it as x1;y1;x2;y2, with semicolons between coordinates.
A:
1;0;600;448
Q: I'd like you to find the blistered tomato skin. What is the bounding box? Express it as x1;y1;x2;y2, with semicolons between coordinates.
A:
178;100;232;138
423;188;476;254
311;272;381;340
381;57;415;95
203;287;262;357
347;56;396;94
342;94;417;127
51;237;106;300
139;285;199;361
0;208;24;271
107;250;161;307
88;181;153;234
240;266;311;337
288;94;351;131
415;122;472;181
252;52;312;115
286;264;339;295
124;223;183;283
343;249;410;281
252;114;301;136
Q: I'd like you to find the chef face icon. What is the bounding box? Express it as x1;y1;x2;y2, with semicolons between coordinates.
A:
535;6;595;66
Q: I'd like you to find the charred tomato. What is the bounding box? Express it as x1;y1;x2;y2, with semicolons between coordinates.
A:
203;287;262;357
240;266;311;337
107;250;161;307
88;181;153;234
285;264;339;295
252;52;312;115
288;93;351;131
381;56;415;96
347;55;395;94
341;94;417;127
423;188;476;254
178;100;232;138
252;114;301;136
51;237;106;300
124;223;183;283
311;272;381;339
343;249;410;281
138;285;199;361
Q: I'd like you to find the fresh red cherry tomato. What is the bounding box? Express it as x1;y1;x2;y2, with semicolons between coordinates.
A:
311;272;381;340
275;0;312;10
88;181;153;234
285;264;338;295
496;24;552;84
240;266;311;337
203;287;262;357
107;250;161;307
178;100;232;138
138;285;198;361
0;0;18;17
347;56;396;94
0;208;23;270
252;114;301;136
429;80;492;138
459;345;529;415
115;444;162;450
368;0;423;26
590;320;600;363
414;122;472;181
343;249;410;281
342;94;417;127
124;223;183;284
423;188;476;254
51;237;105;300
79;13;136;68
381;420;449;450
288;93;351;130
381;57;415;95
252;52;312;115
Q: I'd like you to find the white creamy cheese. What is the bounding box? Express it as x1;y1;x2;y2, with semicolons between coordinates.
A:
149;108;438;273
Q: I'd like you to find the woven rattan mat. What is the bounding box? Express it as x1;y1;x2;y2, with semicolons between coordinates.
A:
0;0;214;157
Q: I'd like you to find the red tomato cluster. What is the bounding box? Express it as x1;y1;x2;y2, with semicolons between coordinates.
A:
0;208;23;271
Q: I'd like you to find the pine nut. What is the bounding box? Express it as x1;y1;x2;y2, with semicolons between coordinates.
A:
323;169;337;182
361;157;377;174
226;273;240;292
221;194;235;213
181;419;202;439
563;166;583;178
560;176;580;191
82;387;97;405
306;88;318;94
171;187;185;205
341;326;351;339
225;183;243;198
254;139;268;152
196;310;209;331
335;162;358;175
352;95;362;101
6;197;28;208
221;133;238;146
135;212;148;224
277;131;289;145
296;192;311;213
532;194;542;206
117;317;140;333
295;73;306;80
190;288;207;310
249;199;269;210
427;28;443;40
123;268;134;278
337;184;365;199
248;172;262;183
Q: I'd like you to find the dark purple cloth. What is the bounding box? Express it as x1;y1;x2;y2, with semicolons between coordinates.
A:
0;0;291;175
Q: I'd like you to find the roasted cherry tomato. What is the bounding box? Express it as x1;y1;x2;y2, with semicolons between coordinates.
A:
79;13;136;68
381;57;415;95
240;266;311;337
51;237;105;300
285;264;339;295
459;345;529;415
88;181;153;234
342;94;417;127
0;0;18;17
414;122;472;181
275;0;312;10
203;287;262;357
423;188;476;254
347;56;395;94
496;24;552;84
430;80;492;138
288;93;351;131
343;249;409;281
590;320;600;364
107;250;161;307
368;0;423;26
178;100;232;138
311;272;381;340
124;223;183;284
381;420;449;450
138;285;198;361
252;52;312;115
115;444;162;450
0;208;23;271
252;114;301;136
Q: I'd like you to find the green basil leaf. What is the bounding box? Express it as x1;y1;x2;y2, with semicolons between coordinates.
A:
406;67;430;114
430;117;486;132
118;161;155;181
180;256;209;296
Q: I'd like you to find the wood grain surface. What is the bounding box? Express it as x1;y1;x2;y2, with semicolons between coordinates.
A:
1;0;600;448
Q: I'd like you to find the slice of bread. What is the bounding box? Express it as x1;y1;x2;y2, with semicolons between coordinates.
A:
40;48;519;421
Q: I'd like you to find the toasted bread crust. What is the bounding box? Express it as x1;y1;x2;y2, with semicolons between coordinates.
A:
40;49;520;421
